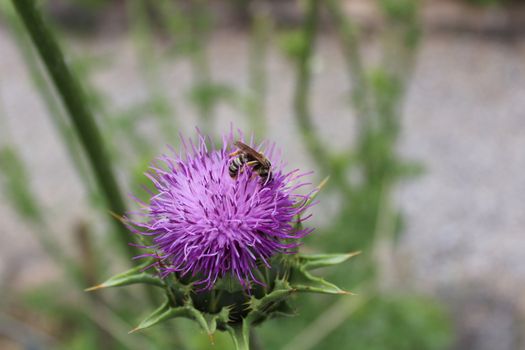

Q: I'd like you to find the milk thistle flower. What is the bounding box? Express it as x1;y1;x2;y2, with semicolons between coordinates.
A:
89;131;357;348
130;132;314;291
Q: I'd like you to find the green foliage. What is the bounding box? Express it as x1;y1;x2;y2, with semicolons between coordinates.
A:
379;0;419;23
277;29;309;63
188;83;236;113
369;69;402;117
298;252;361;271
59;0;107;10
0;147;42;221
259;293;452;350
379;0;421;49
85;259;165;291
324;295;453;350
3;0;456;349
87;251;358;349
466;0;505;6
21;286;106;349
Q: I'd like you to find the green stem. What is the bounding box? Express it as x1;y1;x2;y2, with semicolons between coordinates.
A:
325;0;370;121
377;0;421;130
294;0;351;192
231;324;250;350
293;0;327;169
157;0;215;135
0;5;104;214
250;329;263;350
188;0;214;134
247;8;270;138
11;0;135;260
128;0;178;143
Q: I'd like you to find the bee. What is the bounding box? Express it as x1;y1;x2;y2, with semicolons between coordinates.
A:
229;141;272;183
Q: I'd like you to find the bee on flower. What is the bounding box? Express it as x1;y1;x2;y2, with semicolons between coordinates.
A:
129;131;315;291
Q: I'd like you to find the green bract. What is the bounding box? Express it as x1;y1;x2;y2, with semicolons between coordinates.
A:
88;251;359;349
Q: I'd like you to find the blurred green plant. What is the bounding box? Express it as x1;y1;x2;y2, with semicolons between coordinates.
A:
267;0;450;349
11;0;136;259
0;112;161;349
88;248;358;350
2;0;186;348
283;293;451;350
246;6;271;138
127;0;179;144
0;0;454;349
0;2;98;199
465;0;506;6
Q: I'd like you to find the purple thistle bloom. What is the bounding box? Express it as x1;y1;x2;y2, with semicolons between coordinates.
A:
129;132;315;291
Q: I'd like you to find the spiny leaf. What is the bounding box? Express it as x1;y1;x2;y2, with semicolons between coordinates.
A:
249;279;294;312
294;282;351;295
130;300;186;333
219;305;234;324
85;259;164;291
131;296;221;338
298;251;361;271
290;268;352;295
295;176;329;210
307;176;330;205
245;280;296;327
185;303;214;336
269;301;297;319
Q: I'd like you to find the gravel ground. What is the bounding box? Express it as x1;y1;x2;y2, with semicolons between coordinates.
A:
0;20;524;348
398;31;525;349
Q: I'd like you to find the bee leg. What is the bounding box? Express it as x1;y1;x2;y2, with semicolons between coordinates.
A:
228;150;241;157
246;161;258;167
261;175;269;186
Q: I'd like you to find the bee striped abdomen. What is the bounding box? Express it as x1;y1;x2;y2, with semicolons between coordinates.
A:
228;141;273;183
229;155;246;178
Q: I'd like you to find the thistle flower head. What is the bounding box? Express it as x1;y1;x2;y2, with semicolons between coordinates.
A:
130;132;314;291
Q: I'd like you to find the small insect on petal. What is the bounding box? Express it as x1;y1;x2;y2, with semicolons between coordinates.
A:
128;132;315;291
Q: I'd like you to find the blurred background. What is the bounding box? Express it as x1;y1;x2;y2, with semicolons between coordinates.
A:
0;0;524;349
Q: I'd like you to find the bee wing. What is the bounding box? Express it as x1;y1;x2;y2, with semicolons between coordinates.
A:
234;141;271;166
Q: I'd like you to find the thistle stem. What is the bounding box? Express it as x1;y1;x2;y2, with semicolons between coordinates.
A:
11;0;135;260
127;0;178;143
325;0;370;121
231;325;250;350
293;0;352;194
293;0;327;169
247;7;270;138
188;0;214;135
0;6;95;195
250;329;263;350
